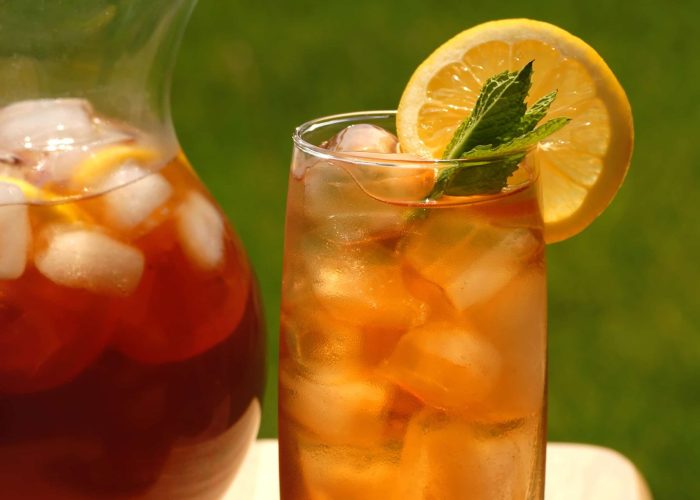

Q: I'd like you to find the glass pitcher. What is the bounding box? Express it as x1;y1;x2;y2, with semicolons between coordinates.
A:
0;1;265;498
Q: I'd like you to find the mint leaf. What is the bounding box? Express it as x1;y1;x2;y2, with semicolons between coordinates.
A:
442;61;533;160
423;61;570;201
462;117;570;160
517;90;558;135
430;154;525;198
470;70;512;119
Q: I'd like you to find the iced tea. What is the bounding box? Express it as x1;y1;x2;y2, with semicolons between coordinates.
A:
0;99;265;498
279;114;546;499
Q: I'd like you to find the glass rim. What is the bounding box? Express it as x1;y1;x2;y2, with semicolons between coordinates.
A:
292;110;536;170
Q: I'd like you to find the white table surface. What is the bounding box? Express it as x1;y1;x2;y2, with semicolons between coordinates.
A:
226;439;652;499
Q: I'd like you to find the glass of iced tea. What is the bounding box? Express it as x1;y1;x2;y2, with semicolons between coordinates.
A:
279;111;546;498
0;1;264;498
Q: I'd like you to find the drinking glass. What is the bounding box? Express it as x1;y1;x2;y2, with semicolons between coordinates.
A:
0;1;265;498
279;111;546;499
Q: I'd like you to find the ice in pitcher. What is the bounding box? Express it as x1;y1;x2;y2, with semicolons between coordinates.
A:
0;99;134;188
99;164;173;230
0;183;30;279
35;226;145;296
0;96;256;361
0;99;98;152
0;98;262;496
0;98;231;294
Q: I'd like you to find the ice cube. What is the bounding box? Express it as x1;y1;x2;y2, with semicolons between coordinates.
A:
304;161;408;243
176;192;225;270
297;443;400;500
303;126;434;241
99;164;172;230
324;124;398;154
0;183;30;280
343;153;435;204
281;305;365;379
307;240;429;331
41;146;90;185
402;211;540;310
280;364;391;446
396;411;538;499
35;227;145;296
472;270;547;419
42;126;135;186
0;99;96;152
281;273;404;374
384;322;501;411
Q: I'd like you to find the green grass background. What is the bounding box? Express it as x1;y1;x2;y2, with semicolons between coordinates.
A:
171;1;700;497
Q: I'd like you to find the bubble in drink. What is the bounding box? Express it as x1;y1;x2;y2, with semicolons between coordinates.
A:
0;183;30;280
35;226;145;296
176;191;225;270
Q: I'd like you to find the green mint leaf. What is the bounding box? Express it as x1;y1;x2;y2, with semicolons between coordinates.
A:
462;117;571;160
470;69;512;119
439;71;513;162
432;154;525;198
516;90;558;135
441;61;533;160
422;61;570;201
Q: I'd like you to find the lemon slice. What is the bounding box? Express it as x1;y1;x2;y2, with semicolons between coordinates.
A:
397;18;633;242
0;176;47;201
71;145;158;186
0;176;81;221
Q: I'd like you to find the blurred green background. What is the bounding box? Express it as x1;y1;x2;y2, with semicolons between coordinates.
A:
171;0;699;497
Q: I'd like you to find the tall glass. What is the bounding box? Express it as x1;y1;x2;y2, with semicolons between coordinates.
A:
279;111;546;499
0;2;265;498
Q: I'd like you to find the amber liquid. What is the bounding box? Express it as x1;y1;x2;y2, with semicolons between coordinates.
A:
0;158;265;499
280;158;546;499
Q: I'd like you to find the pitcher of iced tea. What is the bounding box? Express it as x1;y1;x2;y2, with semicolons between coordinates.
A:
0;1;265;498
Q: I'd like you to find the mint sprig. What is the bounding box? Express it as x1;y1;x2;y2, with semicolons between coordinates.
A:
461;116;570;160
442;62;534;160
516;90;560;137
426;61;570;200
